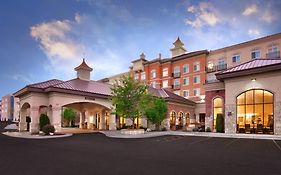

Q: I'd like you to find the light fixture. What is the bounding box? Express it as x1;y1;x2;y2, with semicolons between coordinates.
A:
251;78;256;82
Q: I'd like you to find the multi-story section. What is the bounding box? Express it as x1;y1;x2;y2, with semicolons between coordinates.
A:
205;33;281;131
0;95;14;121
0;100;2;119
98;72;130;84
131;37;208;126
13;97;20;122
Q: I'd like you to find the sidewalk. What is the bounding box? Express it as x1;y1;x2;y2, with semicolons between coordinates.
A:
101;130;281;140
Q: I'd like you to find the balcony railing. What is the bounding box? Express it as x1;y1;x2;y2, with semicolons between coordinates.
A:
206;64;227;73
172;72;181;78
266;51;280;59
172;84;181;90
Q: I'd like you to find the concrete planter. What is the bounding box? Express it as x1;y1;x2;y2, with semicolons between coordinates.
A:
120;129;145;135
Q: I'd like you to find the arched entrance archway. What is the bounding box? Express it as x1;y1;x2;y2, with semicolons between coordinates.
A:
186;113;190;126
62;102;111;130
213;97;223;131
19;102;31;131
170;111;176;130
237;89;274;134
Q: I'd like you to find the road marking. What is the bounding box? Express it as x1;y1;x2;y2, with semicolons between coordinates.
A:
272;139;281;152
189;137;211;145
225;138;240;147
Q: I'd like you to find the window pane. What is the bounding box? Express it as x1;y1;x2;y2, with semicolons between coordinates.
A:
264;91;273;103
237;105;245;128
237;93;245;105
254;104;263;125
264;104;273;127
255;90;263;104
214;98;223;107
245;105;254;126
246;91;254;105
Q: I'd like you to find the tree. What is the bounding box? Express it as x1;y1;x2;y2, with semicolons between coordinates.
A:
39;114;50;131
145;97;168;130
111;75;149;129
216;114;224;133
63;108;76;127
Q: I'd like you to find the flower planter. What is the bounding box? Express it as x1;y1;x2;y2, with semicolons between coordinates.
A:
121;129;145;135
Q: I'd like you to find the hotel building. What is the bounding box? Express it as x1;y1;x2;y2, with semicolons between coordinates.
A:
0;95;14;121
131;38;208;128
205;33;281;134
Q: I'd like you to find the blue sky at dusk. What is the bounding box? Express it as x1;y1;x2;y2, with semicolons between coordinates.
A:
0;0;281;97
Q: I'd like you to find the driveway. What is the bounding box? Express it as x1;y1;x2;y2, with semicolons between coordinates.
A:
0;122;281;175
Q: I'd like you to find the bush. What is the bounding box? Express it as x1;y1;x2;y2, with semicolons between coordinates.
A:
39;114;50;131
206;127;211;132
192;128;199;132
161;127;167;131
216;114;225;133
42;124;55;135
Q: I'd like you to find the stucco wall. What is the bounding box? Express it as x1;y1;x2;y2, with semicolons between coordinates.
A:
224;71;281;134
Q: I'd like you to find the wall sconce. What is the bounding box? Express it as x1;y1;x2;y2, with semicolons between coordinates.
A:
251;78;256;82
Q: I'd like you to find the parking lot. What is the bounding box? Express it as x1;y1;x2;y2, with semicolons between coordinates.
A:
0;123;281;175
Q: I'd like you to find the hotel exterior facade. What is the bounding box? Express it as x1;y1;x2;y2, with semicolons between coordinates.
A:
0;95;14;121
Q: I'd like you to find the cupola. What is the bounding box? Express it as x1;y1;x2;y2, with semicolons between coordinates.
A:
74;59;93;81
170;37;187;57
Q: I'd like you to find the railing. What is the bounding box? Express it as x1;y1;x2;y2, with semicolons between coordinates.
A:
172;72;181;78
266;51;280;59
172;84;181;90
206;64;227;73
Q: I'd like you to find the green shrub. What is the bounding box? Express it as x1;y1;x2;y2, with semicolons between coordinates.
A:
161;127;167;131
42;124;55;135
206;127;211;132
39;114;50;131
216;114;224;133
192;128;199;132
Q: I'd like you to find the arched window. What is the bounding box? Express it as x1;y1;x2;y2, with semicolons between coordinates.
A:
237;89;274;134
170;111;176;128
186;113;190;125
213;97;223;129
178;112;184;127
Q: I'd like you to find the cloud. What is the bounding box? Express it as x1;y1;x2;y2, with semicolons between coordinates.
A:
261;11;274;23
242;4;258;16
248;29;260;37
30;17;84;60
186;2;219;28
12;74;33;84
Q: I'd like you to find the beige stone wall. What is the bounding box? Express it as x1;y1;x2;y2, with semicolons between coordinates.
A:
224;71;281;134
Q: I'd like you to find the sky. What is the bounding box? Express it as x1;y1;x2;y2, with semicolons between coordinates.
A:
0;0;281;97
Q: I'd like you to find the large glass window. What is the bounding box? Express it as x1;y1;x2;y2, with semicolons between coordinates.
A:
236;89;274;134
213;97;223;129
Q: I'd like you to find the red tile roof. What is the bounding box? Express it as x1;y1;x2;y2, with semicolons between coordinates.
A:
74;59;93;71
28;79;64;89
222;59;281;74
216;59;281;80
51;78;111;96
148;87;195;105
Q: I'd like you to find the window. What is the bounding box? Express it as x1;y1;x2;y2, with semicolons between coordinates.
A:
193;75;200;84
237;89;274;134
183;77;189;86
267;45;279;58
134;73;139;80
183;90;189;98
151;81;156;88
213;97;223;129
174;79;180;86
193;62;200;72
251;50;261;59
183;64;189;73
232;54;240;63
193;88;200;96
162;80;168;88
141;72;146;80
162;68;168;77
218;60;226;70
150;69;156;79
173;66;180;73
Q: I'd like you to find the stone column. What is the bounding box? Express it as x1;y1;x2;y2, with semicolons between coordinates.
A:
99;111;106;130
275;101;281;135
19;109;27;132
79;112;85;129
109;113;117;130
52;107;62;132
30;107;39;134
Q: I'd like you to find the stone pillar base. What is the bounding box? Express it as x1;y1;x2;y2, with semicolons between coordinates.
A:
109;122;117;130
30;122;39;134
19;122;27;132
